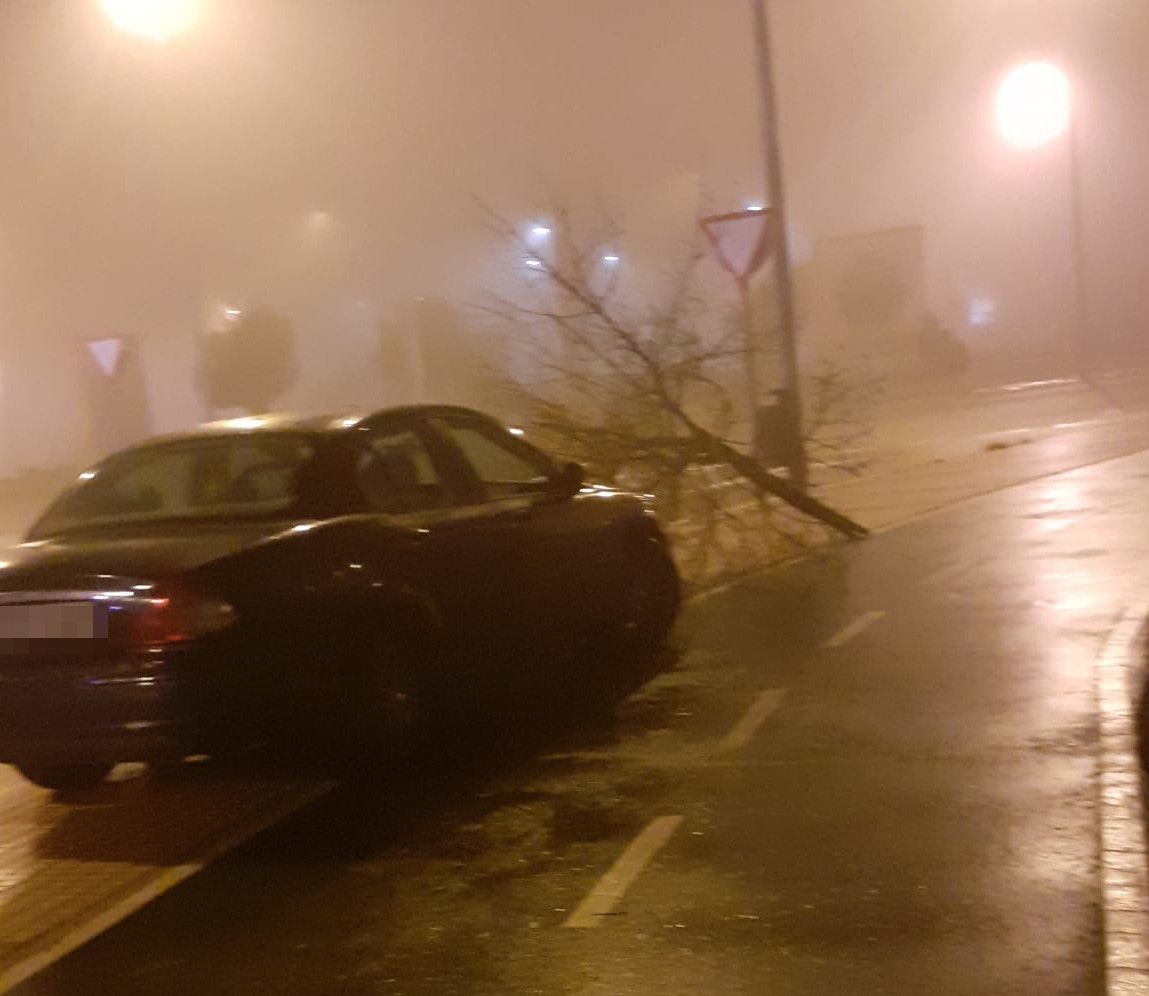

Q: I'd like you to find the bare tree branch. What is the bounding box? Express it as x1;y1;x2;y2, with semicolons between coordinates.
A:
478;200;872;554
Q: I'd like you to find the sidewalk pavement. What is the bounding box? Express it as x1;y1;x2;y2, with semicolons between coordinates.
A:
669;404;1149;589
820;410;1149;533
814;373;1148;482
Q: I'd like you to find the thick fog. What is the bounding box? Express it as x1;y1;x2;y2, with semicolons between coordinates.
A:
0;0;1146;474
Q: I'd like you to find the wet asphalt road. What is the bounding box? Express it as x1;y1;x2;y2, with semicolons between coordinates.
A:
14;449;1149;996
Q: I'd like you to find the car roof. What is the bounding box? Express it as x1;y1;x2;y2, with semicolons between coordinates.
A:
117;404;498;449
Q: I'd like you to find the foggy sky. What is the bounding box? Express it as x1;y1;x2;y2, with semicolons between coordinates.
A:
1;0;1148;397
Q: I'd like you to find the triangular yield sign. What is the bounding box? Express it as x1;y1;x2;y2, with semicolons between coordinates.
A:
700;209;775;290
87;338;123;377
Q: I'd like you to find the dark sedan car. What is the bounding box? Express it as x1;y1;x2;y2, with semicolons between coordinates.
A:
0;405;679;790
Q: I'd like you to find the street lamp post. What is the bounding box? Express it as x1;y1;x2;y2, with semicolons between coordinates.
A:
748;0;807;489
1065;95;1089;382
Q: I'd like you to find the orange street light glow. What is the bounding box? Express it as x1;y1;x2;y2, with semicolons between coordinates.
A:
996;61;1072;149
99;0;201;42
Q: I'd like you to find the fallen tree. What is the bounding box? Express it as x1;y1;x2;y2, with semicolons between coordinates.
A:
480;204;870;546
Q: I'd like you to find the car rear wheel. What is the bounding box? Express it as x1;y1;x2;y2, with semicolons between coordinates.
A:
15;762;113;792
345;635;430;766
618;539;681;652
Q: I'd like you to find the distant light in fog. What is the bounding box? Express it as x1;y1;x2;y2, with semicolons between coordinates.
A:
602;254;621;266
303;211;335;236
223;307;242;319
969;296;996;327
524;257;544;269
100;0;201;42
745;203;766;213
530;225;552;239
996;62;1071;149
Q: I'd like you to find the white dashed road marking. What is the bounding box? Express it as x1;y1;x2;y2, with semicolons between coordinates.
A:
823;611;886;649
564;815;685;928
714;689;787;755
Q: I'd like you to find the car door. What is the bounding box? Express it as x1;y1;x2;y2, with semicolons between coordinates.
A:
424;412;620;650
354;417;529;678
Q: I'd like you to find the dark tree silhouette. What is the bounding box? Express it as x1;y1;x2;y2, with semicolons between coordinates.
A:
197;308;298;415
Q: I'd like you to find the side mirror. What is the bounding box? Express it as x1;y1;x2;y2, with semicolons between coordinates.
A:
547;461;585;501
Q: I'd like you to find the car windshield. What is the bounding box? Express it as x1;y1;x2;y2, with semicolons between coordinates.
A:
29;433;315;538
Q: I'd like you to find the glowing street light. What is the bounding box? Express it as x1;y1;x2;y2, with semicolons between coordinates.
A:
995;61;1071;149
99;0;201;43
995;59;1086;377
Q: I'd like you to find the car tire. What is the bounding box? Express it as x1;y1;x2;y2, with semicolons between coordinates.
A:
15;762;113;792
618;538;681;653
346;634;430;766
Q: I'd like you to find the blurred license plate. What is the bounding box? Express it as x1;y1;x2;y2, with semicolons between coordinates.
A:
0;602;104;639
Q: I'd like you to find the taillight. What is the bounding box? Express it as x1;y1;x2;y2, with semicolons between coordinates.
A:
131;592;237;646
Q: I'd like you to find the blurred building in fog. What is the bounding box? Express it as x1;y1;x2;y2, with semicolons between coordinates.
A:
378;297;508;412
799;225;929;383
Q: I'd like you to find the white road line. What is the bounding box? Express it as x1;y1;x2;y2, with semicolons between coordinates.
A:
0;781;334;995
1093;603;1149;994
823;610;886;649
687;577;743;605
564;815;684;928
714;689;787;755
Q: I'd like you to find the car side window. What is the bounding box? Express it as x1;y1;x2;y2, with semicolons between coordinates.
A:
357;428;448;514
90;448;193;517
430;417;554;501
52;436;311;525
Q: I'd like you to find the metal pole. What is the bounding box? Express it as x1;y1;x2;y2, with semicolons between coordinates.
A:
748;0;807;488
1066;90;1090;383
739;284;763;461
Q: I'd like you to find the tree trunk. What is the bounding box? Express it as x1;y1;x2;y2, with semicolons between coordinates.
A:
697;434;869;540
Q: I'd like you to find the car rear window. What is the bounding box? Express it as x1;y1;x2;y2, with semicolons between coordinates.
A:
30;433;315;537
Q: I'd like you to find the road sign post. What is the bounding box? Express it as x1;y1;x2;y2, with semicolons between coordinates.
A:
699;206;804;479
